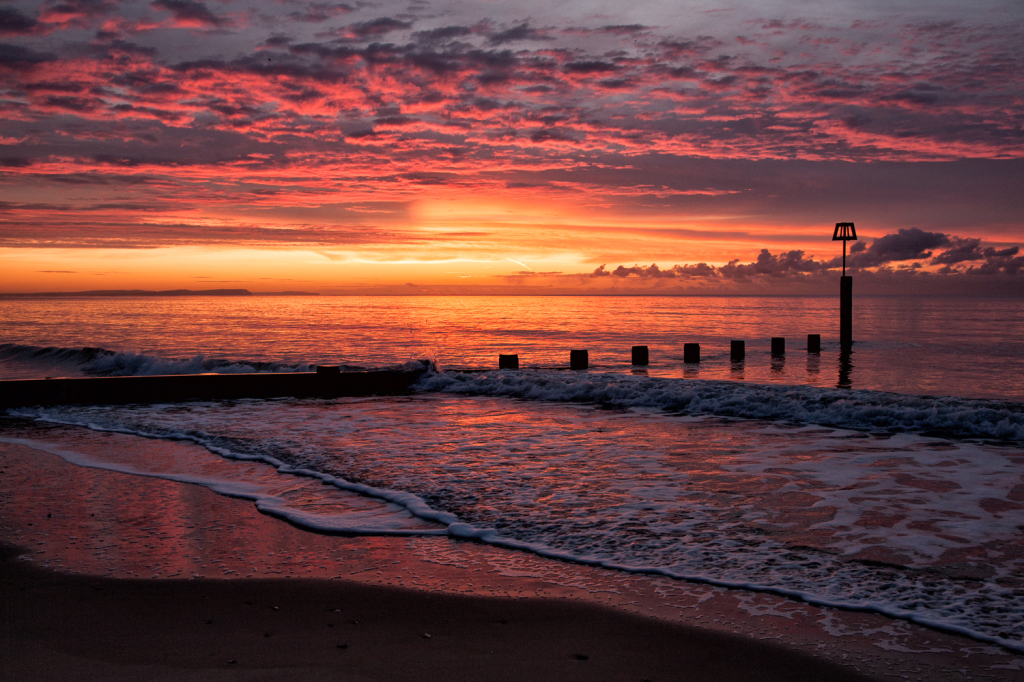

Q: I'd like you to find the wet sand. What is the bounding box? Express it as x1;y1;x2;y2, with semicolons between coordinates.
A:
2;544;875;682
2;440;1022;681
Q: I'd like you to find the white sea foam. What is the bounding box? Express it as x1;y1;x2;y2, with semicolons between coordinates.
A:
83;350;314;377
9;394;1024;652
417;369;1024;441
0;435;447;536
5;344;1024;443
0;343;318;378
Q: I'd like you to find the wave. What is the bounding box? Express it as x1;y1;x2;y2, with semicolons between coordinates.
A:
417;369;1024;441
0;343;327;377
11;407;1024;654
6;343;1024;441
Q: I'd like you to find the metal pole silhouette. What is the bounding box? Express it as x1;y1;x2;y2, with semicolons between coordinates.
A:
832;223;857;349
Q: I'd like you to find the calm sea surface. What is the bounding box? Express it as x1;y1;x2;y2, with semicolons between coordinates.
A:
2;295;1023;399
2;295;1023;651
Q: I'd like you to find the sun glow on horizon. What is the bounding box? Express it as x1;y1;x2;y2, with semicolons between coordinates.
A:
0;0;1020;295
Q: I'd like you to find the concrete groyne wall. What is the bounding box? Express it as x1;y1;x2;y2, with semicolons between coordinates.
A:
0;367;425;409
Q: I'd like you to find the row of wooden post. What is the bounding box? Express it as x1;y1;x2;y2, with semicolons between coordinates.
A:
498;334;823;369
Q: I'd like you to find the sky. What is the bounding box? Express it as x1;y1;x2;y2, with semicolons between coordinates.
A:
1;0;1022;294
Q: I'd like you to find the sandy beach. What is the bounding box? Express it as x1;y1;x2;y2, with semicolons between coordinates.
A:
2;545;871;682
2;440;1022;681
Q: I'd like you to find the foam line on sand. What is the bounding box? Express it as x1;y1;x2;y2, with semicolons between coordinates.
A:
2;441;1022;681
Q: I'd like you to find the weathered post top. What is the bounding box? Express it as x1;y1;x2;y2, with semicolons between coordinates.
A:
832;222;858;276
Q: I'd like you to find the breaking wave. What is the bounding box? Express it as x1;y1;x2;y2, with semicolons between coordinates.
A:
5;343;1024;441
0;343;325;377
417;369;1024;441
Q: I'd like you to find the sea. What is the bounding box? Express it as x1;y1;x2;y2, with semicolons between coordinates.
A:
1;295;1023;651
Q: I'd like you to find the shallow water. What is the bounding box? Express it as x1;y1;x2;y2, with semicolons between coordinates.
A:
6;391;1023;650
2;295;1023;651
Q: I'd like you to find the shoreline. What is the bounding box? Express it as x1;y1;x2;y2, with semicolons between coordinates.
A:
2;440;1022;680
1;545;871;682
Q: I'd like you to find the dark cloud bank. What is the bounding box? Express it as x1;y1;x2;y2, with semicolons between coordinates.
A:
591;229;1023;279
575;228;1024;295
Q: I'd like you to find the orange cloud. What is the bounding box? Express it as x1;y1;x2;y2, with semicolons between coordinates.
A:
1;1;1022;293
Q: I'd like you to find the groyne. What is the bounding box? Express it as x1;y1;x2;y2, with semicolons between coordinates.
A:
0;366;426;409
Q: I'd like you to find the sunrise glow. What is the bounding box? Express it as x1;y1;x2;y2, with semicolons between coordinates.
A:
1;0;1022;294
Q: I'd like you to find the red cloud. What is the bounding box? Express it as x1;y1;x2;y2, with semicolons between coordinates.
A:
150;0;229;28
0;5;1021;262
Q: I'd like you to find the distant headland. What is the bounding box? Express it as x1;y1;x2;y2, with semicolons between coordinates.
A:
0;289;319;298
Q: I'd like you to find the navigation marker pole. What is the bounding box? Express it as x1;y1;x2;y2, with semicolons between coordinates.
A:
832;222;857;350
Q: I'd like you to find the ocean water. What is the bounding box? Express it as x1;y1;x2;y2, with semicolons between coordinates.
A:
2;295;1023;651
3;295;1024;400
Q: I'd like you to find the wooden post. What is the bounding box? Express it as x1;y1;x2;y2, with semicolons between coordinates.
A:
683;343;700;363
730;340;745;361
631;346;649;366
570;350;588;369
499;354;519;369
840;276;852;349
771;338;785;356
807;334;821;353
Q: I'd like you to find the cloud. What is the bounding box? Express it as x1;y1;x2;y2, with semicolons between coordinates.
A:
287;3;355;23
0;2;1022;278
930;237;984;265
720;249;828;279
487;22;551;45
38;0;119;29
602;263;679;278
150;0;229;28
0;8;40;36
3;9;1021;178
263;34;292;47
0;217;430;249
412;25;472;44
841;228;950;269
0;42;55;69
586;230;1024;282
597;24;650;36
339;17;413;39
969;246;1024;275
932;240;1024;275
562;60;618;74
590;256;813;280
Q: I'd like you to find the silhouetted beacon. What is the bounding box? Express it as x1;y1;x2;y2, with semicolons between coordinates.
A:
833;222;857;349
632;346;649;366
499;354;519;369
570;349;589;370
683;343;700;363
